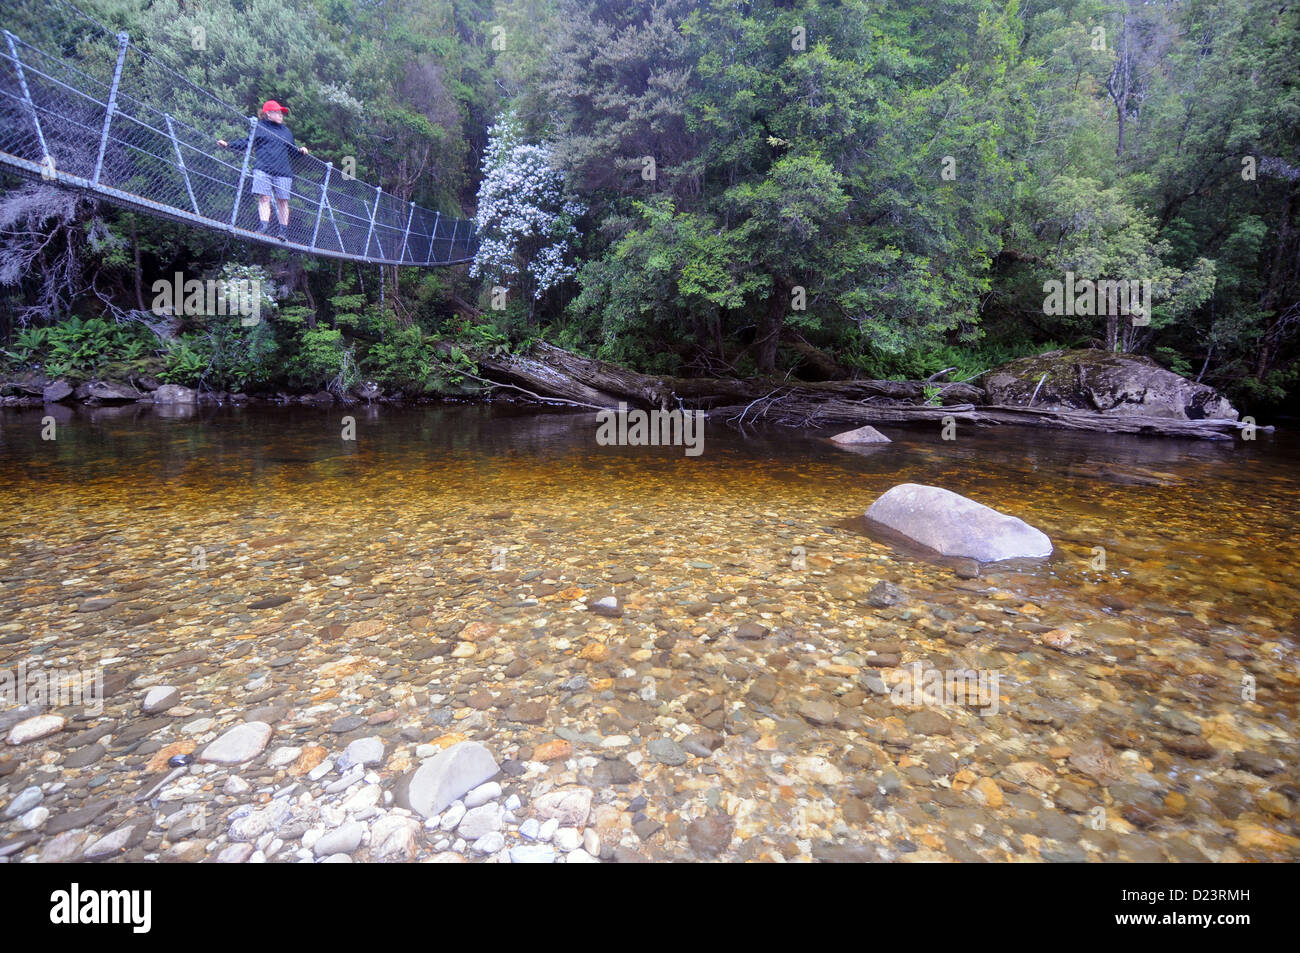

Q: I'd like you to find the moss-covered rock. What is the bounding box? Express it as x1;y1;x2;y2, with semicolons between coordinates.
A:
983;349;1237;420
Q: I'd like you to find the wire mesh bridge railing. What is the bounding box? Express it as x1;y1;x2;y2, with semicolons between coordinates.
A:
0;14;479;266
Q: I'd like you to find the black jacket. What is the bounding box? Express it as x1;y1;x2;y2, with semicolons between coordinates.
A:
227;118;297;177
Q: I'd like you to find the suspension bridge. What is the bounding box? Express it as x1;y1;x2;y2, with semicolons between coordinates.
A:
0;5;479;266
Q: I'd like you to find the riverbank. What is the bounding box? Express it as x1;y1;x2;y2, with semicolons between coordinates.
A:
0;345;1272;442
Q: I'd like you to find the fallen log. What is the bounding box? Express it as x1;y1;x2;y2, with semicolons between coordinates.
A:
469;342;1266;441
474;342;983;409
707;397;1267;441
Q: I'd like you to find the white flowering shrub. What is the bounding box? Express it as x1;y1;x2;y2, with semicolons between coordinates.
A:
471;113;585;302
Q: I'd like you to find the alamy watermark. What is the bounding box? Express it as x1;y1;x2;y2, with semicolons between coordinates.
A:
1;661;104;715
890;662;1001;716
595;402;705;457
1043;271;1150;325
151;272;262;326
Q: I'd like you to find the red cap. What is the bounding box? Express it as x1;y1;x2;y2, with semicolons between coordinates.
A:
262;100;288;114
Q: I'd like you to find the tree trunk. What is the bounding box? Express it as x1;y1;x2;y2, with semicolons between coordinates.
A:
754;280;788;374
130;219;145;312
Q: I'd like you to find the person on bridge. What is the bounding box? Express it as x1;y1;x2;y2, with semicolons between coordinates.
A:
217;100;309;242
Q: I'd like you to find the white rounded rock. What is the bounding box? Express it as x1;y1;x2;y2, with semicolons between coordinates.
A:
142;686;180;714
6;714;66;746
199;721;273;764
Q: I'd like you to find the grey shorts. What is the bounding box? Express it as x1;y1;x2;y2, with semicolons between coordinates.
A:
251;170;292;200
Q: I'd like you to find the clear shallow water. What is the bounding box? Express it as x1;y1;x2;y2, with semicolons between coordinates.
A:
3;403;1295;637
0;403;1297;862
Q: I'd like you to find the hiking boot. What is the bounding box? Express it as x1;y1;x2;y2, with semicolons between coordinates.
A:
257;219;271;234
277;224;289;242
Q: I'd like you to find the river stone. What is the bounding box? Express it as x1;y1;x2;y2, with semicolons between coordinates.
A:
63;742;106;769
797;699;836;726
142;686;180;713
6;714;66;745
3;786;42;818
532;787;593;828
829;425;891;444
407;741;499;818
338;736;385;770
1234;750;1283;776
152;384;196;404
865;483;1052;562
510;843;557;863
39;830;89;863
906;710;952;736
647;738;688;766
0;705;41;735
313;821;365;857
43;380;73;403
457;804;503;840
371;815;420;862
77;380;140;402
687;812;734;857
83;820;148;860
199;721;273;763
463;781;502;808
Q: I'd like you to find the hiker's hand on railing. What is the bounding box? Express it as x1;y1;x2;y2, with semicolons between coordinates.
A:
300;146;309;155
217;139;228;148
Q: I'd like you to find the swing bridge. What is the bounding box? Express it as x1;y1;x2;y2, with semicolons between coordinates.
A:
0;6;479;266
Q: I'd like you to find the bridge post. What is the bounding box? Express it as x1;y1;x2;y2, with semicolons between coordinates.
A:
426;212;440;265
362;184;381;261
93;32;129;187
165;114;200;214
398;201;415;264
311;161;332;251
229;116;256;231
3;32;52;174
448;219;460;264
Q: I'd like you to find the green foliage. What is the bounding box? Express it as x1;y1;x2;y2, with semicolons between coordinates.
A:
363;316;477;394
5;0;1299;413
159;335;210;385
18;316;157;380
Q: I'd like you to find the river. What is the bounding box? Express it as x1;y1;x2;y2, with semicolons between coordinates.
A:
0;403;1296;861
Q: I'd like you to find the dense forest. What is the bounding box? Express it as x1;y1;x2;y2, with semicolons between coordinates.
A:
1;0;1297;414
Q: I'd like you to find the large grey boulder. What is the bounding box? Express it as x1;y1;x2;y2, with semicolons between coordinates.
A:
74;380;140;402
865;484;1052;562
43;380;73;403
983;349;1236;420
151;384;196;404
407;742;499;819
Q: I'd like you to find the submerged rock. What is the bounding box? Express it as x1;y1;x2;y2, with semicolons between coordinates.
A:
199;721;273;763
407;741;499;818
865;483;1052;562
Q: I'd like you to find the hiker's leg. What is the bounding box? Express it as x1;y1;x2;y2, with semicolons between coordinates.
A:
275;198;290;226
257;194;272;223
